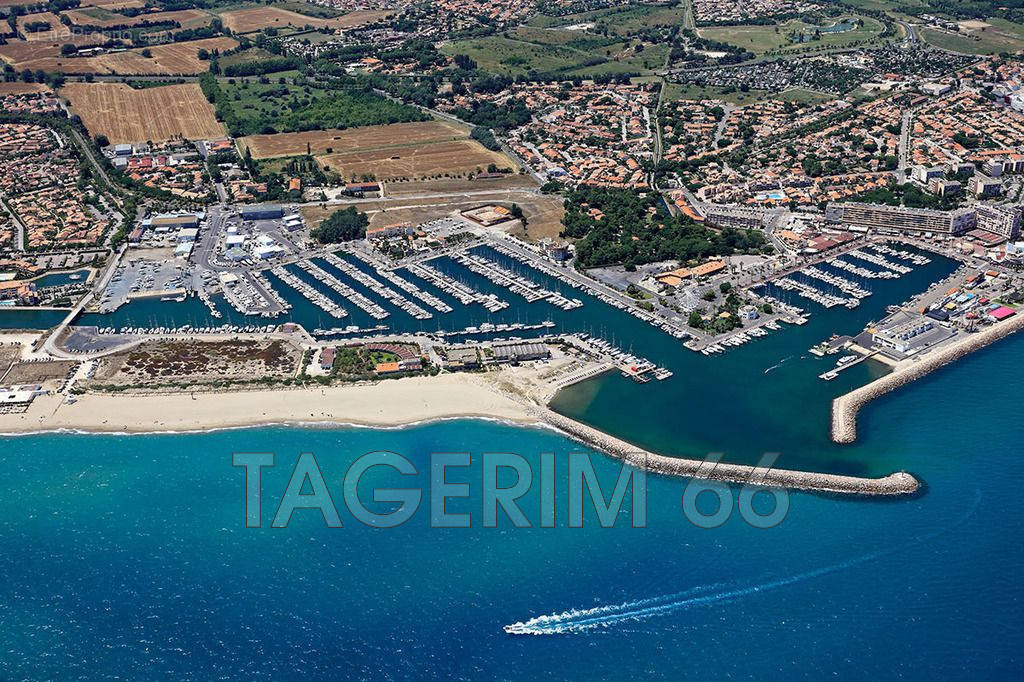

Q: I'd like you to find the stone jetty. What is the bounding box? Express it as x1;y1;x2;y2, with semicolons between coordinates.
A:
533;407;919;497
832;313;1024;444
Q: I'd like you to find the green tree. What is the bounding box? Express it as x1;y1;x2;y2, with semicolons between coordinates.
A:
311;207;368;244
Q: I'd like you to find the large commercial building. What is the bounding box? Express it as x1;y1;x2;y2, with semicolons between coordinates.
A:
826;202;976;236
492;342;550;363
240;204;284;221
148;213;199;231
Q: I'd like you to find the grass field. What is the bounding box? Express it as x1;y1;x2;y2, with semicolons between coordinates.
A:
662;81;836;105
62;82;226;144
773;87;837;104
441;36;592;75
662;82;769;104
442;33;666;76
921;21;1024;55
211;78;426;136
527;5;689;35
698;16;884;55
237;120;469;159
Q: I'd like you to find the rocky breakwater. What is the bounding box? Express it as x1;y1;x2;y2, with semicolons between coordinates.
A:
534;407;920;497
832;313;1024;444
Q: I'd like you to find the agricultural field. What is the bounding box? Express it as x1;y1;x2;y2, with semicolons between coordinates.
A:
0;82;52;95
698;16;885;55
61;8;213;29
921;20;1024;55
78;0;146;8
317;139;514;182
14;36;238;75
62;82;226;144
237;120;469;160
15;12;63;41
217;6;389;34
0;38;103;71
299;189;561;239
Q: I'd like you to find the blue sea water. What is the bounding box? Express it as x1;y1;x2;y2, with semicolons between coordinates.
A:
3;244;1021;677
2;328;1023;679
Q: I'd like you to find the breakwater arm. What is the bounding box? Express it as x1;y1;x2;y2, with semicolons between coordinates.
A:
533;407;919;497
832;313;1024;444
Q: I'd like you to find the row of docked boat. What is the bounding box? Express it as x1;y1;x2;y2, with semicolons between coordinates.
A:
491;243;691;340
436;320;556;337
698;322;778;355
343;250;453;313
223;273;289;318
874;242;931;266
566;334;671;382
96;323;279;335
406;262;509;312
479;242;586;312
775;276;855;309
847;249;912;275
801;266;872;299
196;288;223;319
322;253;432;320
293;260;388;320
827;257;893;279
313;324;390;337
252;272;291;316
455;252;583;310
271;266;348;319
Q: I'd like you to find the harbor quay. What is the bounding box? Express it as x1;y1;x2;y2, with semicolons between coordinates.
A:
536;407;920;497
832;311;1024;444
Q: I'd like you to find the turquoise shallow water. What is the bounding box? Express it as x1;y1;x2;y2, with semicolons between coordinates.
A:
2;328;1023;679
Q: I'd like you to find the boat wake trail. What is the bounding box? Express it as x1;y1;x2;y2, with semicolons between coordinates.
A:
504;492;981;635
764;355;793;374
503;553;881;635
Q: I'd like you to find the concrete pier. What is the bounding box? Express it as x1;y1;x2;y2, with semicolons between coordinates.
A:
832;313;1024;444
533;407;920;497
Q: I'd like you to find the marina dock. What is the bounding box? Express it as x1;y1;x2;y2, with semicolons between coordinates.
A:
321;254;432;320
294;260;389;320
406;262;509;313
271;266;349;319
819;350;880;381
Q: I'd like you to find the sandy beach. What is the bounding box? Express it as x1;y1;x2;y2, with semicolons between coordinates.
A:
0;374;534;434
0;360;926;494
